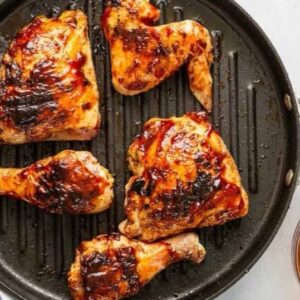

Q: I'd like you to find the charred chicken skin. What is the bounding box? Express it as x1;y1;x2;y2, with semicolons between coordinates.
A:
68;232;205;300
0;10;100;144
0;150;114;214
102;0;213;111
119;112;249;242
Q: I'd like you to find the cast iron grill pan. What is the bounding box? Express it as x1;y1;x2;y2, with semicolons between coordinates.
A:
0;0;299;299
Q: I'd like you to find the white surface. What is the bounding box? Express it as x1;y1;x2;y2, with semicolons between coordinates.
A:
0;1;300;300
218;1;300;300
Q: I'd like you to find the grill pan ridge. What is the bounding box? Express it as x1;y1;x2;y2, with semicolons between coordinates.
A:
0;0;299;300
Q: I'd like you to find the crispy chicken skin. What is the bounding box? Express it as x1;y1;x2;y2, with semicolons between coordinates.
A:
119;112;249;242
68;233;205;300
102;0;213;111
0;10;100;144
0;150;114;214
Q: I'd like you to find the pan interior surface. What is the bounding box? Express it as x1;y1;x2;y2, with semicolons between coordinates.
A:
0;0;298;299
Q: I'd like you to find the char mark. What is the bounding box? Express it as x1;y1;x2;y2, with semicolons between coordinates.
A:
105;0;122;7
129;178;152;197
32;160;101;213
81;246;140;298
0;60;62;128
150;171;222;221
1;90;57;127
153;43;170;57
124;80;148;91
114;26;149;53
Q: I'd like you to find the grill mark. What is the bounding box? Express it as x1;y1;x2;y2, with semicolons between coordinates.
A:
102;35;114;235
67;142;92;253
62;214;73;275
124;97;132;182
85;0;94;50
211;30;222;129
114;91;125;228
0;145;8;233
193;9;203;113
158;1;168;118
35;207;46;268
89;0;108;237
0;195;8;233
16;145;35;254
104;31;116;232
247;85;258;193
71;215;81;258
0;145;16;236
16;201;27;253
159;7;178;117
210;31;226;249
35;142;55;270
53;215;64;275
228;51;240;166
82;0;97;244
214;225;225;248
55;141;72;275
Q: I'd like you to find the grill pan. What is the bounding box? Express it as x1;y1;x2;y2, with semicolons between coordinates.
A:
0;0;299;299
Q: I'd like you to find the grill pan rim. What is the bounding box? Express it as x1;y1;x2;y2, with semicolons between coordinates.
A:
0;0;299;299
190;0;300;298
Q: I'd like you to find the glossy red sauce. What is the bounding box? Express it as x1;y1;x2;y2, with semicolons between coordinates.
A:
1;13;90;131
69;52;88;89
80;242;140;298
18;156;107;214
128;113;243;225
11;18;43;53
1;53;87;130
186;111;209;124
154;68;165;78
144;120;175;156
165;26;173;37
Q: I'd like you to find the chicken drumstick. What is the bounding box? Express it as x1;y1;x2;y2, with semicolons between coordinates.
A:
0;150;114;214
68;233;205;300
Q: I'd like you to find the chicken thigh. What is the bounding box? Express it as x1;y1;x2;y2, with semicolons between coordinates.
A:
0;150;114;214
119;112;249;242
0;10;100;144
68;232;205;300
102;0;213;111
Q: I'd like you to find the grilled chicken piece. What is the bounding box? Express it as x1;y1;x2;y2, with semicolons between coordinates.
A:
0;10;100;144
68;232;205;300
0;150;113;214
119;112;249;242
102;0;213;111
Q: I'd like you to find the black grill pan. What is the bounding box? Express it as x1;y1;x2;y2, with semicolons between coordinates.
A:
0;0;299;299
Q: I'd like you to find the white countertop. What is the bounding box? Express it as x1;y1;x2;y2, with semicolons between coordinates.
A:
1;1;300;300
218;1;300;299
